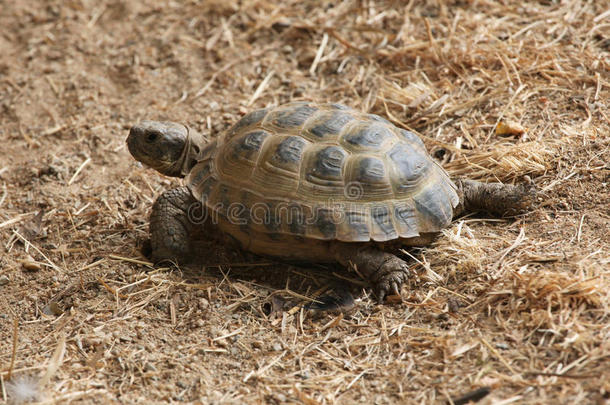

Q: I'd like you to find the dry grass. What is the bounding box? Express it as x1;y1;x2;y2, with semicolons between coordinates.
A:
1;0;609;403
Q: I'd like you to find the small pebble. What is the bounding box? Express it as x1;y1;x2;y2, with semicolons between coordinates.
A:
42;302;63;316
272;343;282;351
21;255;41;272
0;275;9;285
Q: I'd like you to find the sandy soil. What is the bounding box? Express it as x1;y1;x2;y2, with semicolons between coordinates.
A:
0;1;608;404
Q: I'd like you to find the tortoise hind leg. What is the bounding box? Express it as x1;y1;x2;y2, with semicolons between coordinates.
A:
454;179;536;217
331;243;410;303
149;186;201;263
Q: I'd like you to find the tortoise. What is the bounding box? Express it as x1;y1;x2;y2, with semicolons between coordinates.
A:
127;102;533;302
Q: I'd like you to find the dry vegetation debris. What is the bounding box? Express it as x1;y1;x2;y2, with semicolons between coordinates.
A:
0;0;608;403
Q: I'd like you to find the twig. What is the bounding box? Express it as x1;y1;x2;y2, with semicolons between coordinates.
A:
212;326;246;342
97;277;128;299
243;350;287;382
346;368;375;390
38;334;66;388
479;337;517;375
108;254;153;267
247;70;275;106
449;386;491;405
577;214;585;242
7;319;18;380
68;157;91;185
310;33;329;76
12;230;63;272
0;213;35;229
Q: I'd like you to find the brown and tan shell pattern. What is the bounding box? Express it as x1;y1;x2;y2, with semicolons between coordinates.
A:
186;102;459;243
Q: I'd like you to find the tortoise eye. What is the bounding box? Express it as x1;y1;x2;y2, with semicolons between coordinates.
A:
146;132;158;142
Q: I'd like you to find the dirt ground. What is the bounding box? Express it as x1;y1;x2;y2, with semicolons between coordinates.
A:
1;1;609;404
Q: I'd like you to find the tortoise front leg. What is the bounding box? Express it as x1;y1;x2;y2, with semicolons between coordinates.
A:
149;186;200;263
332;243;410;303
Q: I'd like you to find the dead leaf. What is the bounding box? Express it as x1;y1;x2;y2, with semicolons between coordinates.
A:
496;121;526;136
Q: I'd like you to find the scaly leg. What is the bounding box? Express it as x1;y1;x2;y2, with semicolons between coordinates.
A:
332;243;410;303
149;186;201;263
454;179;535;217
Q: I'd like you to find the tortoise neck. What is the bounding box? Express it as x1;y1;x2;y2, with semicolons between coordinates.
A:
170;126;207;178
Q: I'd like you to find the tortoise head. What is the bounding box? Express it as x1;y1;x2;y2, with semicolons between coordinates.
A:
127;121;204;178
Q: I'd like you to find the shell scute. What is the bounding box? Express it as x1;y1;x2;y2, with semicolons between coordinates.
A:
370;204;398;241
344;155;394;200
250;135;307;192
312;207;337;239
309;145;346;181
413;184;454;231
342;122;395;149
307;111;355;139
273;136;308;164
341;210;370;241
392;201;419;237
241;130;268;151
398;128;425;149
367;113;391;125
356;156;386;183
387;143;429;192
230;130;270;162
264;103;318;131
226;108;269;140
281;203;306;236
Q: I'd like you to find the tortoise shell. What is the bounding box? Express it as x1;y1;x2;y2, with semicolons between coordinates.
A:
186;102;458;243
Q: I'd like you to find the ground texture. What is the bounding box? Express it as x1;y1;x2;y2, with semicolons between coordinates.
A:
0;1;609;404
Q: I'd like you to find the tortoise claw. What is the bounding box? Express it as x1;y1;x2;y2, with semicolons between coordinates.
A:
376;286;387;304
373;262;409;303
391;281;400;296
